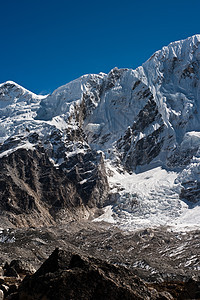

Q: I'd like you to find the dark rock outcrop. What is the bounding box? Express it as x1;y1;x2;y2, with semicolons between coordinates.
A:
151;279;200;300
0;147;101;227
7;248;200;300
12;248;162;300
180;181;200;203
117;98;165;171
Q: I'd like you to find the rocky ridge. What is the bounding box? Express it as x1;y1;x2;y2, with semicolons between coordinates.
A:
2;34;200;299
1;35;200;228
1;243;200;300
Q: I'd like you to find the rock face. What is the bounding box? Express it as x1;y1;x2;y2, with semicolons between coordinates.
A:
0;258;35;300
6;248;200;300
0;147;109;227
12;248;162;300
0;78;110;226
0;148;80;226
2;35;200;228
117;97;165;171
1;223;200;299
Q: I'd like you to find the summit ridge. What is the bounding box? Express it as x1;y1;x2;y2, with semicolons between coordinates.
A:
1;35;200;230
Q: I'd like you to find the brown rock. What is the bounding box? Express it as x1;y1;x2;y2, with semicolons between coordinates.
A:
15;248;159;300
9;260;35;276
0;289;4;300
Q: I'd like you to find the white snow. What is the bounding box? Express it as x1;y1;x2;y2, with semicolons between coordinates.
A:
180;131;200;150
0;141;35;158
93;205;116;224
2;35;200;233
0;81;46;99
93;162;200;231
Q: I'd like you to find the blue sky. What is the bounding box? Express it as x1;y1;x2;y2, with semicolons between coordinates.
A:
0;0;200;94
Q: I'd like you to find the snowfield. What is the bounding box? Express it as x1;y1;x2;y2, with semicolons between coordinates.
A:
1;35;200;231
94;163;199;232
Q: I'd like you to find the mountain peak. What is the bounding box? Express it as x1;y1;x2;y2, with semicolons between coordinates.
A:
0;80;46;99
145;34;200;67
1;35;200;231
0;80;20;89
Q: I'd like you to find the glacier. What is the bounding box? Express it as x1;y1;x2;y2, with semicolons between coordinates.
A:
1;35;200;230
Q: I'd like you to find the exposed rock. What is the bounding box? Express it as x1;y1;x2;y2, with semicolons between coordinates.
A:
0;289;4;300
3;263;18;278
7;283;18;295
61;148;109;209
0;148;82;227
9;260;35;276
180;181;200;203
14;248;161;300
0;223;199;298
0;284;9;294
0;268;3;277
151;278;200;300
167;147;198;168
0;146;109;227
6;248;200;300
117;98;165;170
105;67;128;89
1;221;200;283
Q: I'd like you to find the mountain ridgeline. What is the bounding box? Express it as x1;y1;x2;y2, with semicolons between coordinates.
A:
1;35;200;228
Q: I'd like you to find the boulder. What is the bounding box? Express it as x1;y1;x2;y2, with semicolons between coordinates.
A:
14;248;159;300
0;289;4;300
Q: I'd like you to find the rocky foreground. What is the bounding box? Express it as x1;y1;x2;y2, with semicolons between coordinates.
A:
2;248;200;300
0;221;200;299
1;35;200;298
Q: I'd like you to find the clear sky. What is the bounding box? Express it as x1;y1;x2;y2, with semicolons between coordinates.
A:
0;0;200;94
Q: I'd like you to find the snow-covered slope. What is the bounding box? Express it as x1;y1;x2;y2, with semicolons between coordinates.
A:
1;35;200;230
0;81;46;143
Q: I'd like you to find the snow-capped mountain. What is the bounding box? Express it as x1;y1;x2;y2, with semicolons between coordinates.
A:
1;35;200;230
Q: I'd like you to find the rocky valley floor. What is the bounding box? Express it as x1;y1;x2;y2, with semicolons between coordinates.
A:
0;221;200;299
1;35;200;298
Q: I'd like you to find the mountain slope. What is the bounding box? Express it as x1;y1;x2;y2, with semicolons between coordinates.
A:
1;35;200;229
